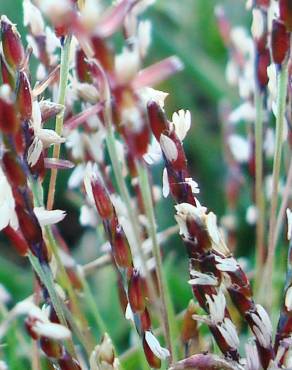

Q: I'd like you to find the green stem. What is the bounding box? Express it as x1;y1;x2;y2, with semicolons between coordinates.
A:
28;252;77;357
30;178;94;352
137;161;177;364
101;66;157;304
29;253;94;356
254;89;265;286
263;62;289;304
47;34;72;211
0;301;28;367
274;158;292;248
77;270;127;370
78;269;107;334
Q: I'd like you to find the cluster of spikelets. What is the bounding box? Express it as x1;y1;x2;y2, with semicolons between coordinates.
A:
1;0;292;369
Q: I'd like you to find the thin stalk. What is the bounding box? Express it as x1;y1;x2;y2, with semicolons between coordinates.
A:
99;63;157;304
32;341;41;370
29;253;93;356
27;252;77;357
28;244;93;357
77;270;126;370
45;226;94;349
31;179;95;351
47;34;72;211
263;62;289;303
82;226;179;276
273;158;292;251
136;161;176;364
31;178;93;333
77;269;107;335
254;89;265;284
83;254;112;275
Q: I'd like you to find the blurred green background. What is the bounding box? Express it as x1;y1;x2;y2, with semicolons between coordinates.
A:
0;1;260;369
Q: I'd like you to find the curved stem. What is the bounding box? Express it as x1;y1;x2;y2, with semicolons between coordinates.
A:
262;62;289;305
30;179;94;352
105;127;157;303
273;158;292;251
254;89;265;285
97;60;157;304
28;252;77;357
137;161;177;364
77;269;107;335
47;34;72;211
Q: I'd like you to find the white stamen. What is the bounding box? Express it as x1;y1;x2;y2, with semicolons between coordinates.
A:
245;341;260;370
189;271;218;286
215;255;238;272
218;318;240;349
185;178;200;194
27;137;43;166
251;304;272;348
33;321;71;340
171;109;191;141
160;134;178;162
285;286;292;311
206;290;226;324
145;331;170;360
34;207;66;226
0;167;18;231
162;168;170;198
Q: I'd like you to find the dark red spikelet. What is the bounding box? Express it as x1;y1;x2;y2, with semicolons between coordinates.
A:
147;101;169;141
112;225;132;268
40;337;63;359
271;19;290;65
16;206;43;246
0;87;20;134
91;177;114;220
3;225;29;256
1;16;24;69
140;307;151;331
16;71;32;121
256;48;270;88
0;54;15;88
128;269;146;313
76;47;91;82
2;152;26;187
280;0;292;31
142;334;161;368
